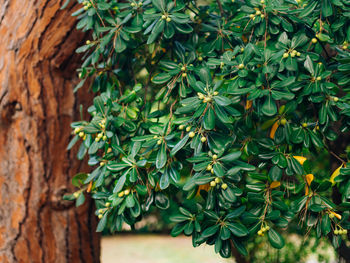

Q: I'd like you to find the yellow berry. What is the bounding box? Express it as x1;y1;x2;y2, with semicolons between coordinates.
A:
316;76;321;81
166;17;171;22
333;97;339;102
213;91;219;96
201;136;207;143
98;214;103;219
100;162;105;166
212;154;218;160
302;123;308;128
182;72;187;77
106;202;111;207
198;56;203;61
207;164;213;171
181;66;186;71
211;168;214;174
260;14;265;18
131;2;136;6
79;131;85;138
74;127;81;134
221;183;228;190
73;192;79;198
215;177;221;184
256;10;261;15
312;38;317;44
86;40;91;45
186;126;191;132
291;53;296;58
249;14;255;19
280;118;287;125
157;139;162;145
161;15;166;20
238;63;244;69
260;0;265;3
179;125;185;130
343;229;348;235
124;189;130;195
189;132;195;138
99;209;104;214
334;229;339;235
95;137;100;142
210;181;216;187
266;226;270;231
343;45;348;49
118;192;124;198
103;135;107;141
258;230;263;236
283;53;289;58
241;47;244;52
98;133;103;139
297;52;301;56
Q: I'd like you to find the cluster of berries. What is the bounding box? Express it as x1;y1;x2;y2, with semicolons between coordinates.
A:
82;1;92;10
257;225;270;236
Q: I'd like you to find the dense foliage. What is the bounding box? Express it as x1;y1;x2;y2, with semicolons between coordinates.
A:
64;0;350;259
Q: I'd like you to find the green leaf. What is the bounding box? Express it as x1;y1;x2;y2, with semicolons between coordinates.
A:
156;143;167;169
160;171;170;189
76;193;85;207
113;174;126;193
155;192;170;209
96;212;108;232
220;151;241;162
261;95;277;116
152;73;172;84
203;107;215;130
322;0;333;17
268;228;285;249
171;134;189;156
227;222;248;237
269;166;283;181
304;56;314;75
213;163;225;177
201;225;219;238
125;194;135;208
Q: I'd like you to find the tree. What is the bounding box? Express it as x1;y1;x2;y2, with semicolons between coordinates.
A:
67;0;350;262
0;1;99;262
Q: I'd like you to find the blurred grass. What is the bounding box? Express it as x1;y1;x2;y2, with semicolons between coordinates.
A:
101;234;232;263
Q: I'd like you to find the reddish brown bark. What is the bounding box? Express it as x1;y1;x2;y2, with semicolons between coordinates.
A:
0;1;100;262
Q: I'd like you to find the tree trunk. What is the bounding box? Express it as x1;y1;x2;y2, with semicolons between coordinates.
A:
0;1;100;262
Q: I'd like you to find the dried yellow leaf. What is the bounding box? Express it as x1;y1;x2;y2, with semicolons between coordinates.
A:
269;121;279;139
306;174;314;186
330;164;343;185
245;100;252;110
293;156;307;165
270;181;281;189
330;211;342;220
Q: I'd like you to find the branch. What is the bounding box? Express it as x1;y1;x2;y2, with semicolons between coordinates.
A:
216;0;224;16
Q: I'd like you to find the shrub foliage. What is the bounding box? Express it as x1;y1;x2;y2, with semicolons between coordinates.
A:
65;0;350;258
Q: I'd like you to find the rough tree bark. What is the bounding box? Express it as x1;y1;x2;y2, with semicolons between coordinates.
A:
0;1;100;262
